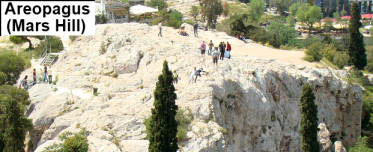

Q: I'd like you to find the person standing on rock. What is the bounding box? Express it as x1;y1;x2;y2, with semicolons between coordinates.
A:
208;40;214;56
201;41;206;58
173;70;178;84
33;69;36;86
158;21;163;37
219;42;225;60
194;22;198;37
48;66;53;84
43;65;48;83
212;47;219;67
188;67;197;84
226;42;231;59
23;75;28;91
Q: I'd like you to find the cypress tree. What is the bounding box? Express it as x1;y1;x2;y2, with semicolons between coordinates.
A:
148;60;178;152
299;83;320;152
348;2;367;70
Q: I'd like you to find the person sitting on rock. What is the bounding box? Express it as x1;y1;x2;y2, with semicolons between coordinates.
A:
240;32;247;43
173;70;178;84
194;68;206;83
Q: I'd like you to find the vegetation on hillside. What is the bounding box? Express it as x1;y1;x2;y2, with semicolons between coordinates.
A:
146;61;179;151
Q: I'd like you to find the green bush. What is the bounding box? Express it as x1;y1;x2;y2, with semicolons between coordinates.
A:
305;43;323;62
69;36;78;42
0;72;6;84
267;21;297;46
322;45;337;62
9;36;27;44
35;36;64;55
288;39;303;48
303;36;320;49
167;17;183;29
349;136;373;152
0;54;25;85
248;27;271;44
366;46;373;73
303;55;315;62
333;52;349;69
44;129;88;152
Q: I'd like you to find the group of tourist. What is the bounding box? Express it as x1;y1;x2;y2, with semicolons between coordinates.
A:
18;65;53;90
200;40;232;67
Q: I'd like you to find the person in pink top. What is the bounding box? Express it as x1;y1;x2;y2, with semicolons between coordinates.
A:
201;41;206;58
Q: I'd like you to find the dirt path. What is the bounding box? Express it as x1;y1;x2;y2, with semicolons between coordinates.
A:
149;26;317;68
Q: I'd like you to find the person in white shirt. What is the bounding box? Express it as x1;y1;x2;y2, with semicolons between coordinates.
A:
158;21;163;37
188;67;196;84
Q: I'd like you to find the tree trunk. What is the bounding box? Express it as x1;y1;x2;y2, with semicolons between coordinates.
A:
26;38;32;51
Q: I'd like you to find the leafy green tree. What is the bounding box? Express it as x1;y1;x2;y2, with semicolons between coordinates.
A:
296;3;322;35
43;129;89;152
247;0;265;23
299;83;320;152
270;0;292;16
267;21;297;46
333;51;349;69
35;36;64;55
349;136;373;152
0;85;32;152
147;60;178;152
9;36;44;51
286;15;295;27
222;2;229;19
146;0;168;11
348;2;367;70
305;43;324;62
340;9;347;16
333;12;340;23
289;3;300;16
0;72;6;85
190;5;200;21
200;0;223;28
0;54;25;85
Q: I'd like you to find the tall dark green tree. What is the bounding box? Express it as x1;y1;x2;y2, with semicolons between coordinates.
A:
0;85;32;152
348;2;367;70
147;60;178;152
299;83;320;152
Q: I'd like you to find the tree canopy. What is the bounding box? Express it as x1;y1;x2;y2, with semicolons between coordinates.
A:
299;83;320;152
190;5;200;21
348;2;367;70
147;60;179;152
9;36;44;51
247;0;265;23
0;54;25;85
199;0;223;28
296;3;322;35
146;0;168;11
289;3;300;16
270;0;292;16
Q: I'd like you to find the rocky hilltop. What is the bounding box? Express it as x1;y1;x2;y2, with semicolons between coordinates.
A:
24;23;363;152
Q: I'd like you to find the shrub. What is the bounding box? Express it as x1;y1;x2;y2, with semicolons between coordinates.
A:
44;128;88;152
248;27;271;44
35;36;64;55
52;75;58;85
303;36;320;49
333;52;349;69
305;43;323;62
322;45;337;62
288;39;303;48
0;53;25;85
0;72;6;84
303;55;315;62
220;127;227;134
267;21;297;46
69;36;78;42
366;46;373;72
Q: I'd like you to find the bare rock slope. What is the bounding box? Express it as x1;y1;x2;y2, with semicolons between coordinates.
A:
26;23;362;152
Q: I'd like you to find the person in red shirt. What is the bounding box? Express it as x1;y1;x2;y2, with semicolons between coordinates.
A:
33;69;36;86
226;42;231;59
227;42;231;52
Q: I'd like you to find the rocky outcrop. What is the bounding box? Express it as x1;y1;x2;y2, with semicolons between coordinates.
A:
333;141;347;152
23;23;363;151
318;123;333;151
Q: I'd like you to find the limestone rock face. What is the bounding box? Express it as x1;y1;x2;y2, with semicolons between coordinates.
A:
318;123;332;151
333;141;347;152
24;23;363;152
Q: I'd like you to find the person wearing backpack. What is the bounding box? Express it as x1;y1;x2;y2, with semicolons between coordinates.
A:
212;47;219;67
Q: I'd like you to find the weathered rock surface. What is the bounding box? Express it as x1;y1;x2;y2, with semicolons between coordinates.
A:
333;141;347;152
318;123;332;151
24;23;363;152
